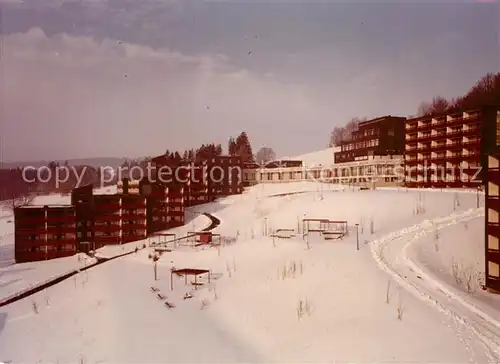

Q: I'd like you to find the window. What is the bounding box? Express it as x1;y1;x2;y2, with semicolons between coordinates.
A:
496;111;500;146
388;128;394;136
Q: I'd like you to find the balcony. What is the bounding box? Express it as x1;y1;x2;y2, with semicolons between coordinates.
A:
446;129;463;137
15;227;46;235
46;226;76;234
94;202;121;211
94;213;121;221
122;202;146;210
446;143;463;152
417;122;433;132
406;122;418;131
93;224;121;232
432;143;448;152
122;213;147;220
463;152;480;161
17;216;46;224
447;154;463;163
122;223;147;230
462;127;480;137
46;215;75;223
417;133;433;142
431;155;446;163
94;235;121;244
431;118;446;126
46;238;77;246
417;144;432;152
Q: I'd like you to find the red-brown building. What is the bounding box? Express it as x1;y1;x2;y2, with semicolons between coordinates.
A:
205;155;244;198
404;108;496;188
481;107;500;293
188;162;209;206
93;194;122;247
335;115;406;164
14;205;77;263
14;153;244;263
121;194;147;243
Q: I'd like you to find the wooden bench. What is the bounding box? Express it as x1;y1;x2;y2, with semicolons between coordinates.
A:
322;231;345;240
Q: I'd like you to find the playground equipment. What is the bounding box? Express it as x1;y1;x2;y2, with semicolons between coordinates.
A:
170;268;211;291
148;233;176;247
185;231;222;247
302;218;348;240
270;228;296;239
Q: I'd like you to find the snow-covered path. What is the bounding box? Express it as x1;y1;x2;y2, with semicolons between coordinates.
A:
371;207;500;362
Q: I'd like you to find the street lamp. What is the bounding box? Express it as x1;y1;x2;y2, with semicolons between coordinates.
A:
355;223;360;251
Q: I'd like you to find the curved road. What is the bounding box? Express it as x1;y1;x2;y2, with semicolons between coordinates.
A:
370;208;500;362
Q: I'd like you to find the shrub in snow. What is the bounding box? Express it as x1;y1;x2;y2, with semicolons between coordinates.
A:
32;301;39;315
200;299;210;310
369;217;375;235
385;279;391;304
297;297;312;320
396;290;404;321
280;260;304;280
463;265;482;294
451;258;464;286
434;228;440;252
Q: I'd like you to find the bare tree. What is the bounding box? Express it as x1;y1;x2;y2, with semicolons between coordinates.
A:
329;117;365;146
417;96;450;117
0;186;36;211
255;147;276;165
329;126;345;147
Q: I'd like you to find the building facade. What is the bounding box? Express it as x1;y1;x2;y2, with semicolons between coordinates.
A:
482;107;500;293
243;156;403;187
93;194;122;247
14;205;77;263
403;108;493;188
335;116;406;164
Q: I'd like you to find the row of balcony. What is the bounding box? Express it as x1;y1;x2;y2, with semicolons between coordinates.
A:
406;138;479;149
406;127;479;141
405;113;480;130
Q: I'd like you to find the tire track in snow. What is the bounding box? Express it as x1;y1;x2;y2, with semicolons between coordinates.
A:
370;208;500;363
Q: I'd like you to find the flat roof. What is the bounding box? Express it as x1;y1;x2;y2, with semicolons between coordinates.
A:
172;268;210;275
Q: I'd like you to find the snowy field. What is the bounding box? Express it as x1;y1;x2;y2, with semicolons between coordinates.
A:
0;181;499;363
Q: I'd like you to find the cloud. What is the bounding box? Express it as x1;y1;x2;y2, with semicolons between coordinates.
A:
3;28;332;161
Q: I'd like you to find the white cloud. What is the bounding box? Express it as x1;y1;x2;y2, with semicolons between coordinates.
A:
3;28;333;161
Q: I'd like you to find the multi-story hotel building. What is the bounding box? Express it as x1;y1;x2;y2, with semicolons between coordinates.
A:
482;106;500;293
403;108;497;188
14;205;77;263
335;115;406;164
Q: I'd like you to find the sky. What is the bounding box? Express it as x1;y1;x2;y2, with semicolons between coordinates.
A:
0;0;499;162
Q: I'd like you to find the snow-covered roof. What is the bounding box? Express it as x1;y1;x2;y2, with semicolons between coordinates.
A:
280;147;335;167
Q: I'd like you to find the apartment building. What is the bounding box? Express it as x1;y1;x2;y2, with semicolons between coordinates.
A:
482;107;500;293
335;115;406;164
403;108;497;188
14;205;77;263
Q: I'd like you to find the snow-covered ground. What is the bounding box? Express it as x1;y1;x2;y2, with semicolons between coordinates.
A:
0;181;499;363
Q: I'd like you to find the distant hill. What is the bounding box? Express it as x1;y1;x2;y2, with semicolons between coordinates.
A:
1;157;135;170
